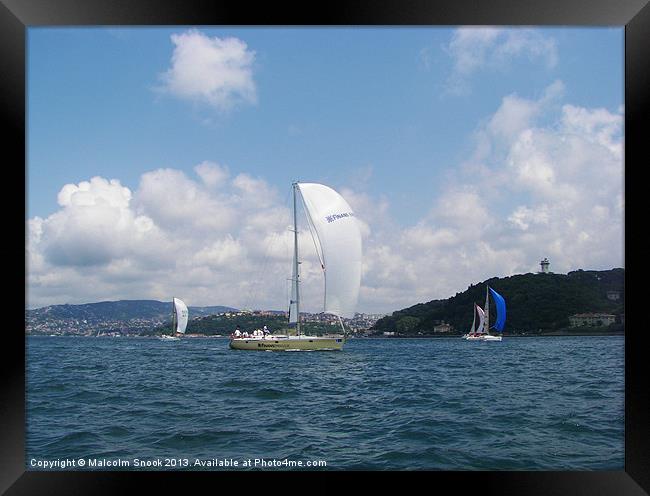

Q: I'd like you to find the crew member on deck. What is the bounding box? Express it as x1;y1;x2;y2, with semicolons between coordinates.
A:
234;326;241;338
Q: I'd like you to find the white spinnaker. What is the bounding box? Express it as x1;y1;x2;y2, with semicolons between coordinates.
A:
476;305;486;334
297;183;362;319
173;298;189;334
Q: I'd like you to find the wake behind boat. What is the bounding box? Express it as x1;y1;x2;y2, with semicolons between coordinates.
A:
229;182;362;351
159;297;188;341
463;286;506;342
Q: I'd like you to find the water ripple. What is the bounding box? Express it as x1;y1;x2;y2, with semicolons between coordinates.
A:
26;336;624;470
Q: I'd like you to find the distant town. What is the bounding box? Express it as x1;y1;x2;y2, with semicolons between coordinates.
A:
25;265;624;338
25;307;388;337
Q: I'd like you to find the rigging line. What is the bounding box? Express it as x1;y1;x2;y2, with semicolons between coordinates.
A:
297;187;325;270
338;315;346;338
296;184;327;313
242;185;293;312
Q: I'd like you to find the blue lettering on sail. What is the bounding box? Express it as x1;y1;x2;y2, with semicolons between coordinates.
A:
325;212;354;223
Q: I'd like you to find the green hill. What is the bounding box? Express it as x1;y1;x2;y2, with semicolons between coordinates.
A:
153;313;340;337
371;268;624;336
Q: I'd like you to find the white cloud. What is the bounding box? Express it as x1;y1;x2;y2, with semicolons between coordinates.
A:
446;27;503;76
194;161;229;187
134;168;236;232
444;27;558;95
27;164;298;312
27;86;623;314
158;29;257;111
508;205;550;231
353;82;622;311
193;235;247;268
39;177;157;267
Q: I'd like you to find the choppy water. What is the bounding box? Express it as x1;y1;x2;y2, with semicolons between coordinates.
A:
26;335;624;470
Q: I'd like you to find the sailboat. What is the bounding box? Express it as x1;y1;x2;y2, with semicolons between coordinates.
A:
463;286;505;341
159;297;189;341
229;182;362;351
462;303;486;340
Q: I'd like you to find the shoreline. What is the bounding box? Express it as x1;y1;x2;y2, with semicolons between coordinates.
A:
359;331;624;338
27;330;625;338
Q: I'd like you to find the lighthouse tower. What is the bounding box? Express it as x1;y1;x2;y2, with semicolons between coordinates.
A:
540;258;550;274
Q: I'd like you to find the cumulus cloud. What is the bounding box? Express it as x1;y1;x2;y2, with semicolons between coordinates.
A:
134;168;236;232
158;29;257;111
39;177;161;267
345;81;621;313
194;161;229;188
444;27;558;95
27;84;623;314
27;166;293;310
400;81;622;299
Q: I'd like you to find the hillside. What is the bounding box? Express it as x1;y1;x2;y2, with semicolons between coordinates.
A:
152;313;346;337
25;300;239;335
26;300;237;322
371;268;624;335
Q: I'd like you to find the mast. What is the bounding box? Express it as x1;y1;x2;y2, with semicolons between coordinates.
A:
470;304;476;333
292;183;301;336
484;286;490;335
171;298;176;336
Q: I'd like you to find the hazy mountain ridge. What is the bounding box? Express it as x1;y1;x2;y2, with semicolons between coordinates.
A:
26;300;238;322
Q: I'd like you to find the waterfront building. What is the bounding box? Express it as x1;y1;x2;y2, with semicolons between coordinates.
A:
433;322;453;333
569;313;616;327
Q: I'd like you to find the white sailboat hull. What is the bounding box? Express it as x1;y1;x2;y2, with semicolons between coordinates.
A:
463;334;502;341
229;335;345;351
159;335;180;341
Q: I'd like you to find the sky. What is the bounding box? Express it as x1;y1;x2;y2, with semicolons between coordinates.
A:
26;27;624;313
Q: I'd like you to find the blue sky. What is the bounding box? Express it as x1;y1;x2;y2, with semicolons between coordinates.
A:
27;27;624;312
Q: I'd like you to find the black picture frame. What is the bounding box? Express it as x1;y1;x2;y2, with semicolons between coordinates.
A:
5;0;648;493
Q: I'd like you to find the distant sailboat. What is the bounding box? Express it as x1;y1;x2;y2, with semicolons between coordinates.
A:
463;303;486;340
159;297;188;341
462;305;477;339
230;182;362;351
463;286;505;341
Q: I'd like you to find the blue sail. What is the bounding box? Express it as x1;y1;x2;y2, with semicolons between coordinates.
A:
489;287;506;332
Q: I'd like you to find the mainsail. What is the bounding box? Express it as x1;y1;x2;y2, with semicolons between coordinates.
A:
296;183;362;319
173;297;189;334
475;305;486;334
468;304;477;333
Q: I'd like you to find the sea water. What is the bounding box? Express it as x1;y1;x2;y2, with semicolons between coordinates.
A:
25;335;624;470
